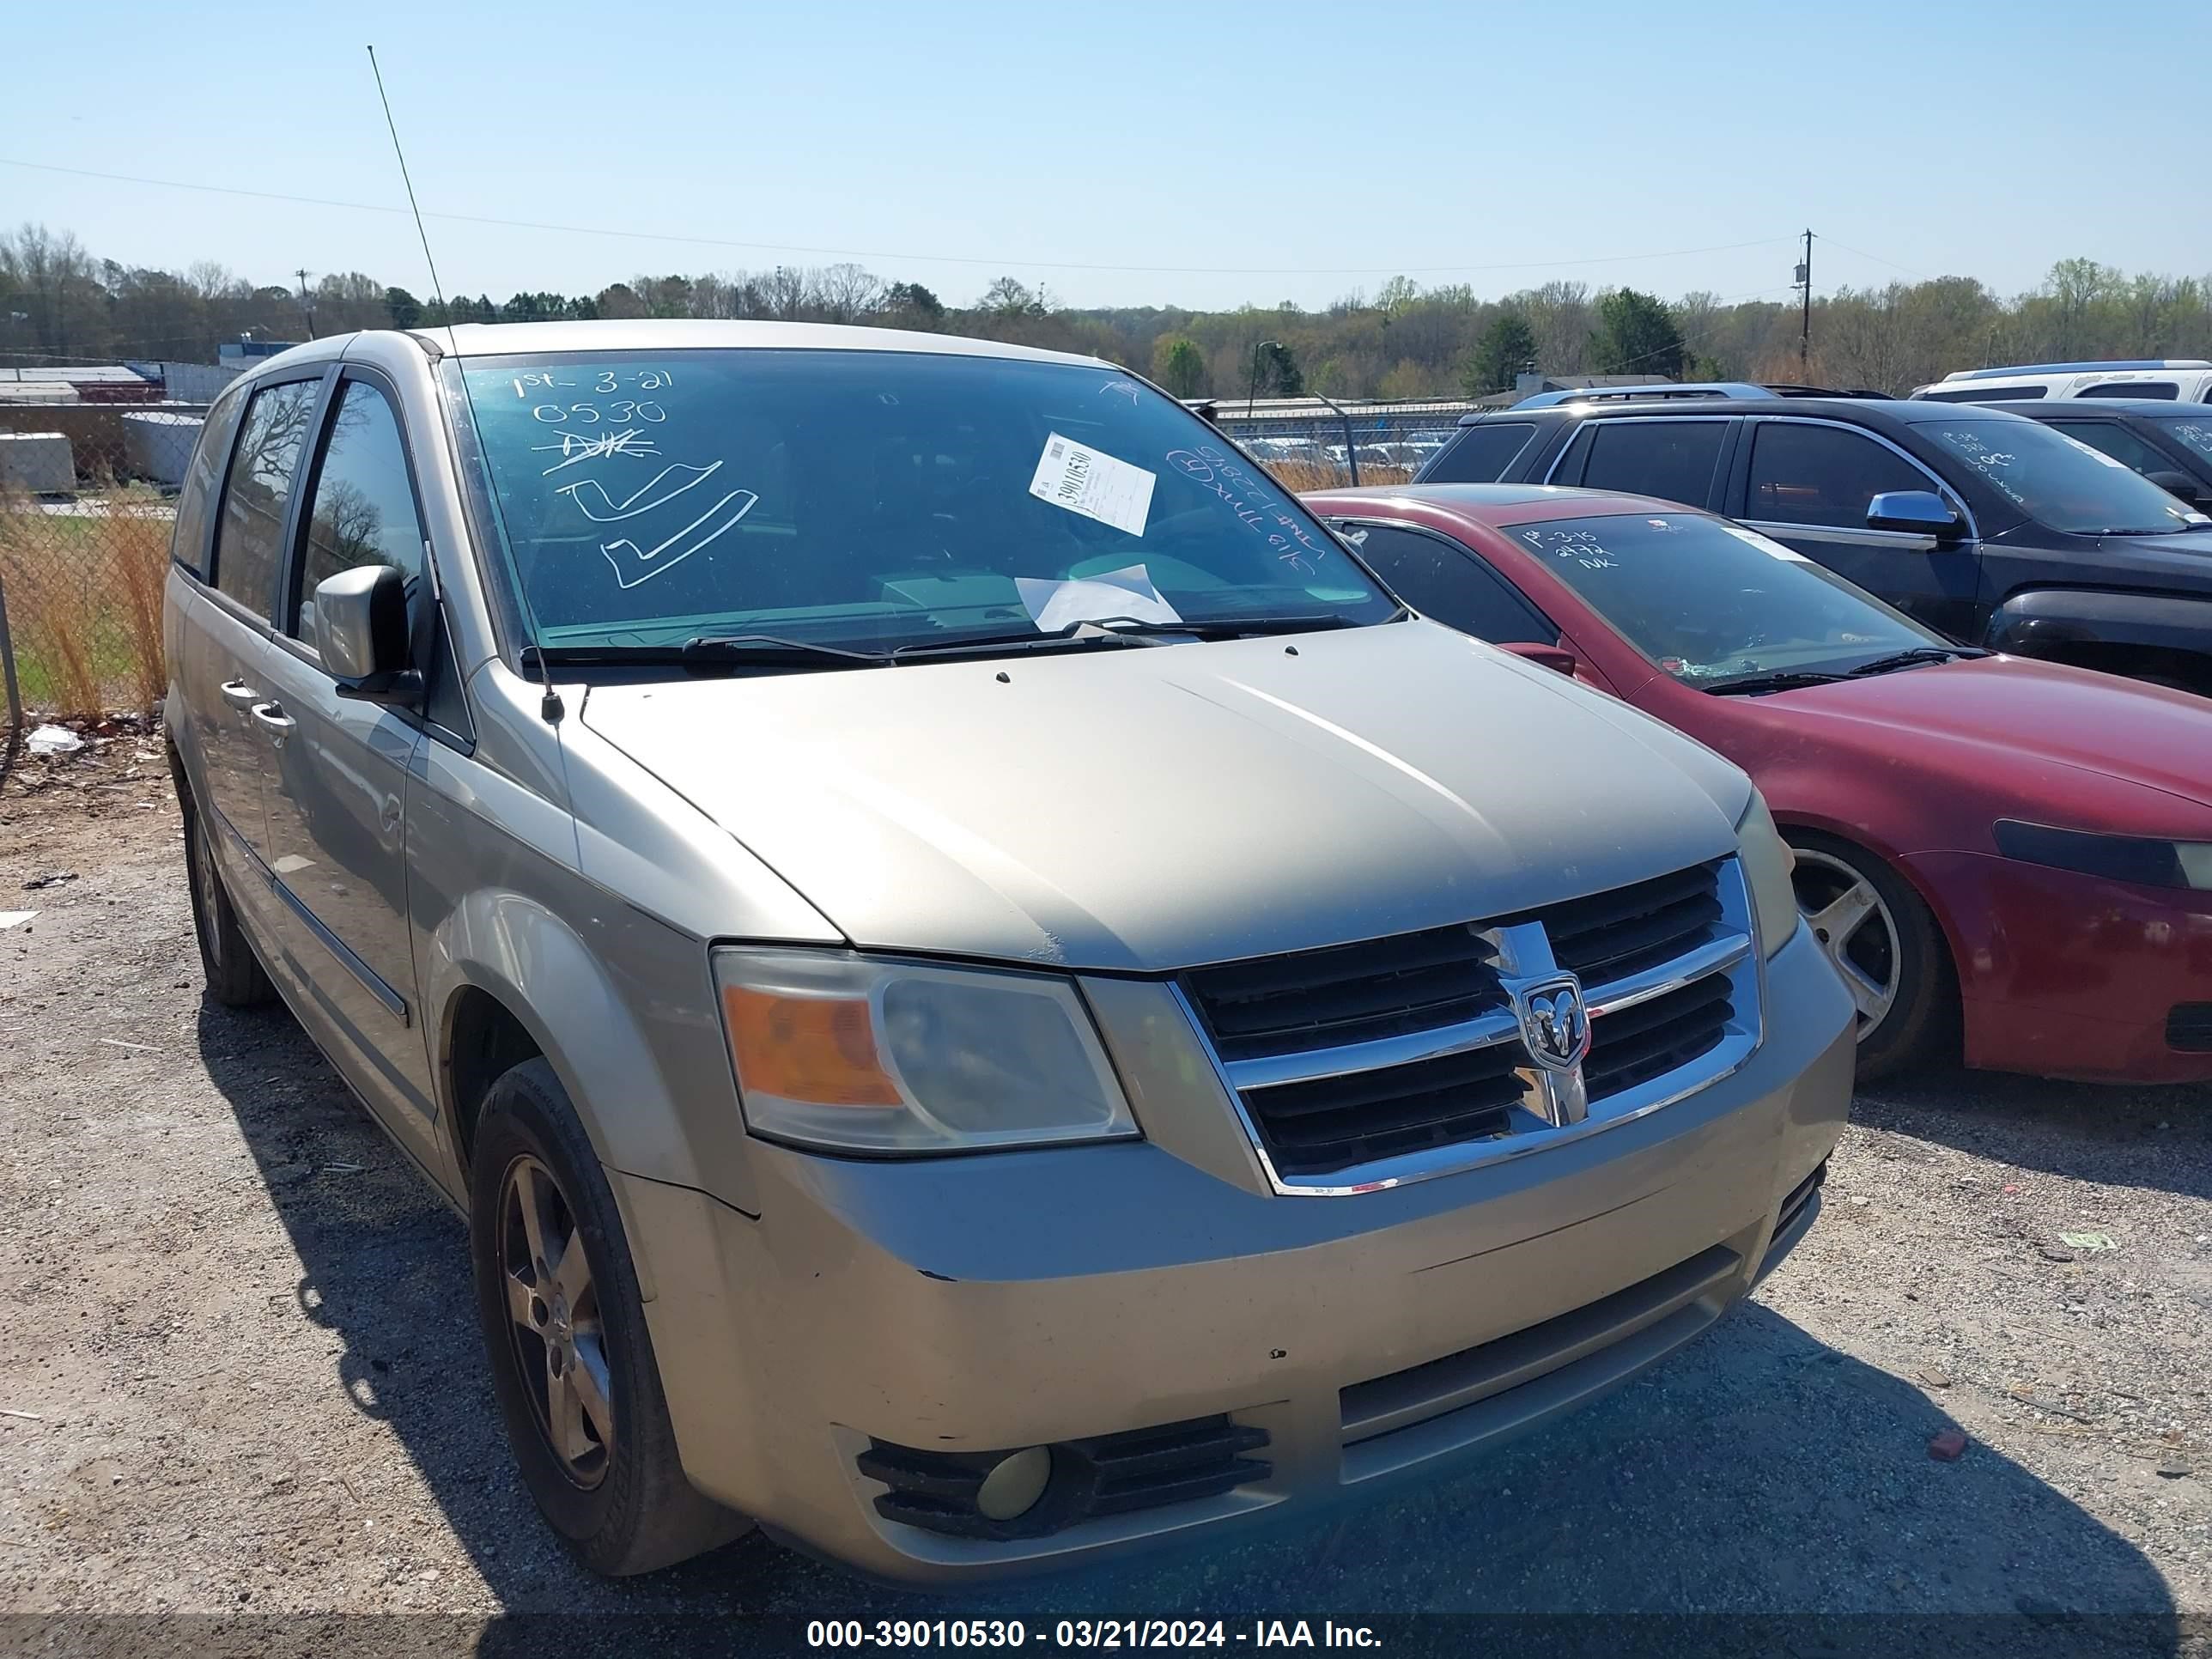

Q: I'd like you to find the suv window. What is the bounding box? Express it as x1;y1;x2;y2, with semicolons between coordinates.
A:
293;380;428;649
2045;420;2172;477
211;379;321;621
1334;522;1553;643
1747;422;1929;530
2080;381;2178;400
170;381;249;578
1424;421;1536;483
1561;419;1726;507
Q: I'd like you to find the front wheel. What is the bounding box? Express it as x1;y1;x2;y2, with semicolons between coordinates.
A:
469;1058;750;1575
1785;832;1952;1081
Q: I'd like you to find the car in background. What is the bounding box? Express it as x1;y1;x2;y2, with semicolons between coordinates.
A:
161;320;1851;1582
1990;398;2212;508
1911;360;2212;404
1413;392;2212;695
1307;483;2212;1086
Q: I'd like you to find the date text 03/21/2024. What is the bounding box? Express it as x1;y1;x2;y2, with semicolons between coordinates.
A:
805;1620;1383;1650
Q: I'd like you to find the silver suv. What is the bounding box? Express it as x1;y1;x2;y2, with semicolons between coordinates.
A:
162;320;1854;1582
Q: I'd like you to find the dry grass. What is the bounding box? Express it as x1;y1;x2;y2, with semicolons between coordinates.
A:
1259;458;1416;495
0;494;169;720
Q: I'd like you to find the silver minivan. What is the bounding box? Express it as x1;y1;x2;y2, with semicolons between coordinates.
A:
162;320;1854;1582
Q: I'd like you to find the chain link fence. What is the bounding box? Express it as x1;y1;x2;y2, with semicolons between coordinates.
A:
1195;396;1482;491
0;402;199;773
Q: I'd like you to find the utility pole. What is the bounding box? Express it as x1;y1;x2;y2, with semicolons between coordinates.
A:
294;267;318;339
1795;229;1813;375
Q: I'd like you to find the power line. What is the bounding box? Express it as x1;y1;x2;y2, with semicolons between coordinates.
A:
0;155;1797;281
1817;235;1936;283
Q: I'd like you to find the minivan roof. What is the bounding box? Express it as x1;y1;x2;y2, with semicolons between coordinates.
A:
398;319;1109;368
1940;359;2212;381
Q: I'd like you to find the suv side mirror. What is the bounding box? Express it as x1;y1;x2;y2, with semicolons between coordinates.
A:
1866;489;1966;542
1500;640;1579;677
2143;469;2206;507
313;564;422;706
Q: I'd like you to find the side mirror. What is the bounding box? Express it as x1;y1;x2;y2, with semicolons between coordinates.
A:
1500;640;1579;677
1866;489;1966;542
312;565;421;706
2143;469;2205;507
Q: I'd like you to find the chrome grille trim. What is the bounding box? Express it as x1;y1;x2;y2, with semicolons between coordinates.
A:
1188;859;1763;1197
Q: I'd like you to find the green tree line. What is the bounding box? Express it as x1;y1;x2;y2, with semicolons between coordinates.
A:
5;223;2209;400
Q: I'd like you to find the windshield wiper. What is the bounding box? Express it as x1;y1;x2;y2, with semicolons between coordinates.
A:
1704;670;1845;696
891;612;1371;663
1843;646;1984;678
530;635;891;672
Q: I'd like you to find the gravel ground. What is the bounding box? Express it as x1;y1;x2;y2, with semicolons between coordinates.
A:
2;741;2208;1655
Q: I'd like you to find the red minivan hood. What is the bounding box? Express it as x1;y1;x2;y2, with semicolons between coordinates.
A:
1772;656;2212;810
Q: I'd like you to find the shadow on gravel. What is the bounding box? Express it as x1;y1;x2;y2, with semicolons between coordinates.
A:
1856;1066;2212;1200
195;999;2184;1655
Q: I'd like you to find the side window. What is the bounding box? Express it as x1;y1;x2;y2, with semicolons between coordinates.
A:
1922;385;2045;402
2046;421;2171;477
211;379;321;621
1336;523;1554;644
1424;421;1537;483
291;380;428;650
170;382;248;578
1571;420;1727;507
2079;381;2178;400
1747;422;1929;529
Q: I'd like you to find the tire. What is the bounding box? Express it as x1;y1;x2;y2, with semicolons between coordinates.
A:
1784;830;1953;1081
469;1058;750;1575
180;790;274;1007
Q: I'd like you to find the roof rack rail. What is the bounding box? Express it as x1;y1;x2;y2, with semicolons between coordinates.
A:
1941;359;2212;382
1759;384;1896;399
1510;381;1771;409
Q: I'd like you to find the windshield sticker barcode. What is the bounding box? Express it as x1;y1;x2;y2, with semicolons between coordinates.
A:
1029;432;1154;537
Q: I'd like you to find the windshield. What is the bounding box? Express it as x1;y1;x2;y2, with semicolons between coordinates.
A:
1507;512;1943;684
2155;416;2212;465
1918;417;2208;534
451;349;1393;656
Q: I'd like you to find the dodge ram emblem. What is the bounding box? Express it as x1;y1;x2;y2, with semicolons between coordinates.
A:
1515;976;1590;1073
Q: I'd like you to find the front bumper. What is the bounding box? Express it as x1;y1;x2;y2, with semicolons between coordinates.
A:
619;925;1855;1583
1905;850;2212;1084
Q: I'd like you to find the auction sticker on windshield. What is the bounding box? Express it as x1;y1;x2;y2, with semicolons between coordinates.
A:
1030;432;1156;536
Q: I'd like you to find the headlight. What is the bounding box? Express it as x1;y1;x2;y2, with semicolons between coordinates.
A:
1735;789;1799;958
711;948;1139;1154
1994;821;2212;892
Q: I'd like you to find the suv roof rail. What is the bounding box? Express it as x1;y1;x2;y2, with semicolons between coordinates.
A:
1759;383;1896;399
1510;381;1770;409
1940;359;2212;382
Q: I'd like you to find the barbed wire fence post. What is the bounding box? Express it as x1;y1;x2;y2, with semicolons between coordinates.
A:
0;568;21;792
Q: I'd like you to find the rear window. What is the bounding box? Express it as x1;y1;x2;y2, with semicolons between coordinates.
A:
1561;419;1727;507
2079;381;2179;400
1421;421;1537;482
169;382;248;578
1920;385;2048;402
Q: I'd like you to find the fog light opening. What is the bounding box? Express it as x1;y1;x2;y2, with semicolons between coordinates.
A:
975;1446;1052;1521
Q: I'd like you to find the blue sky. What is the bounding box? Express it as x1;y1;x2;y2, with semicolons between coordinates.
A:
7;0;2207;313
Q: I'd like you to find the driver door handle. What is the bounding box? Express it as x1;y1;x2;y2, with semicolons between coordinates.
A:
220;680;258;709
249;702;296;741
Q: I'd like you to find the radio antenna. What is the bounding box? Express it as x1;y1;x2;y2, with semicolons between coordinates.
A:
366;46;563;724
367;46;447;322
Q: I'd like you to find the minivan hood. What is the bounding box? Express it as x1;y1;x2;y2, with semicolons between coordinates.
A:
580;622;1747;970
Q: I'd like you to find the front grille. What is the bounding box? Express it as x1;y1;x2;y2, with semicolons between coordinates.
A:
1185;860;1751;1188
2169;1004;2212;1053
1184;924;1502;1061
1526;861;1724;982
1238;1043;1522;1177
858;1415;1271;1540
1584;976;1734;1098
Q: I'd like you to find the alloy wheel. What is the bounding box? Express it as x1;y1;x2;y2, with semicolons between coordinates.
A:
496;1154;614;1488
1790;848;1899;1036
